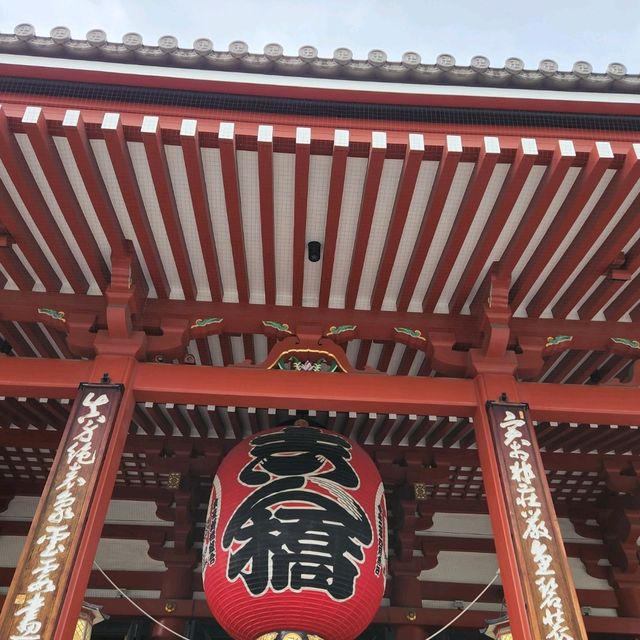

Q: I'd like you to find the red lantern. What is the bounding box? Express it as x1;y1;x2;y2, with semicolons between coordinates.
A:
203;425;387;640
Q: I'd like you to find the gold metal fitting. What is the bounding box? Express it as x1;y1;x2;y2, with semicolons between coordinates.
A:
406;611;417;621
167;472;181;489
164;601;177;613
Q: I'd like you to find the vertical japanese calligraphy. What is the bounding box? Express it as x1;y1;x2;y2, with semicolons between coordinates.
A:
486;402;587;640
0;384;123;640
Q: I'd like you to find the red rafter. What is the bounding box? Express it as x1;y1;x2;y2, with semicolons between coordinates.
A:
292;130;310;307
218;124;249;303
60;111;128;258
370;137;424;310
536;146;640;318
18;323;56;359
0;108;84;291
318;135;349;307
22;108;109;291
257;127;276;305
179;120;223;302
0;181;60;291
448;140;538;314
344;138;387;308
470;142;576;312
0;245;34;290
565;352;612;385
509;144;614;312
141;118;196;300
545;351;589;383
396;137;462;311
101;114;170;298
423;140;500;312
581;227;640;321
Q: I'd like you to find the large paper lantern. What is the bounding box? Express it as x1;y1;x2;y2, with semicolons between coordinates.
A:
203;425;387;640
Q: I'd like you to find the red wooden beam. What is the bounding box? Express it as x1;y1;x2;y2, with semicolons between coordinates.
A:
292;128;310;307
344;133;387;308
60;110;129;260
448;138;539;314
540;143;640;318
397;135;462;311
469;139;576;313
0;245;34;290
510;142;615;313
21;107;109;291
179;119;223;302
141;116;197;300
0;108;85;291
257;125;277;305
370;134;424;311
217;122;249;303
583;236;640;320
101;112;170;298
423;136;500;312
318;130;349;307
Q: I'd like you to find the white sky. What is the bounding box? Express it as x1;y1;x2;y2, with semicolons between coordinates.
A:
1;1;640;72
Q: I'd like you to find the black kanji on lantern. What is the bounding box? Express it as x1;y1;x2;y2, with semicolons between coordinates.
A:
223;427;373;600
238;426;359;488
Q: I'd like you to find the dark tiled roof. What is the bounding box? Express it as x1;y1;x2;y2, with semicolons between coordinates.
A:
0;23;638;93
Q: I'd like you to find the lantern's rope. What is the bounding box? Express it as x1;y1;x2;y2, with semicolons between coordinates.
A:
93;561;191;640
423;569;501;640
93;560;499;640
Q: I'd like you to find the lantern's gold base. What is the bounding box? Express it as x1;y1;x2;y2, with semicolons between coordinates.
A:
256;631;324;640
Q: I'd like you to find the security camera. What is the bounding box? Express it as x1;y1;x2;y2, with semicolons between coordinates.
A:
307;241;321;262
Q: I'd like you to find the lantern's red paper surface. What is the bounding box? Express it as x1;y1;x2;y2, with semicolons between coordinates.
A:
203;426;387;640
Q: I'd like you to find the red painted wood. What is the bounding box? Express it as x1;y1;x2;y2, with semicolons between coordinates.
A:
218;131;250;303
101;117;170;298
318;140;349;307
469;143;575;312
61;111;129;260
54;362;135;640
6;59;640;122
141;121;197;300
0;109;83;291
396;140;462;312
0;179;61;290
344;141;387;308
22;108;109;291
448;142;538;314
423;144;499;312
540;146;640;318
0;245;34;290
370;141;423;310
509;145;615;313
473;376;533;640
292;135;310;306
257;133;276;305
179;123;223;302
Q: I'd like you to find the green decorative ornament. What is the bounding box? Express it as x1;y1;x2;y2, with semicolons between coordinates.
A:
262;320;292;334
37;308;66;322
326;324;357;336
545;335;573;347
611;337;640;350
394;327;426;341
191;317;223;329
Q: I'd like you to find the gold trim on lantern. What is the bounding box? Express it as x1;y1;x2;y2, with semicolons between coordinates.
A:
256;633;278;640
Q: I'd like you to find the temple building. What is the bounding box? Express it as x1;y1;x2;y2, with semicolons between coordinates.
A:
1;23;640;640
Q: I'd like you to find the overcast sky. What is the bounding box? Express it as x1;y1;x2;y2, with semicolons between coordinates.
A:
2;1;640;73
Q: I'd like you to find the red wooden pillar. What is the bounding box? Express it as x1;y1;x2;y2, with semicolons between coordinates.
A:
474;373;587;640
474;373;533;640
0;355;136;640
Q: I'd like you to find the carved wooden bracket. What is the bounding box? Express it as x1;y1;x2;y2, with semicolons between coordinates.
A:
242;323;362;373
59;250;191;361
